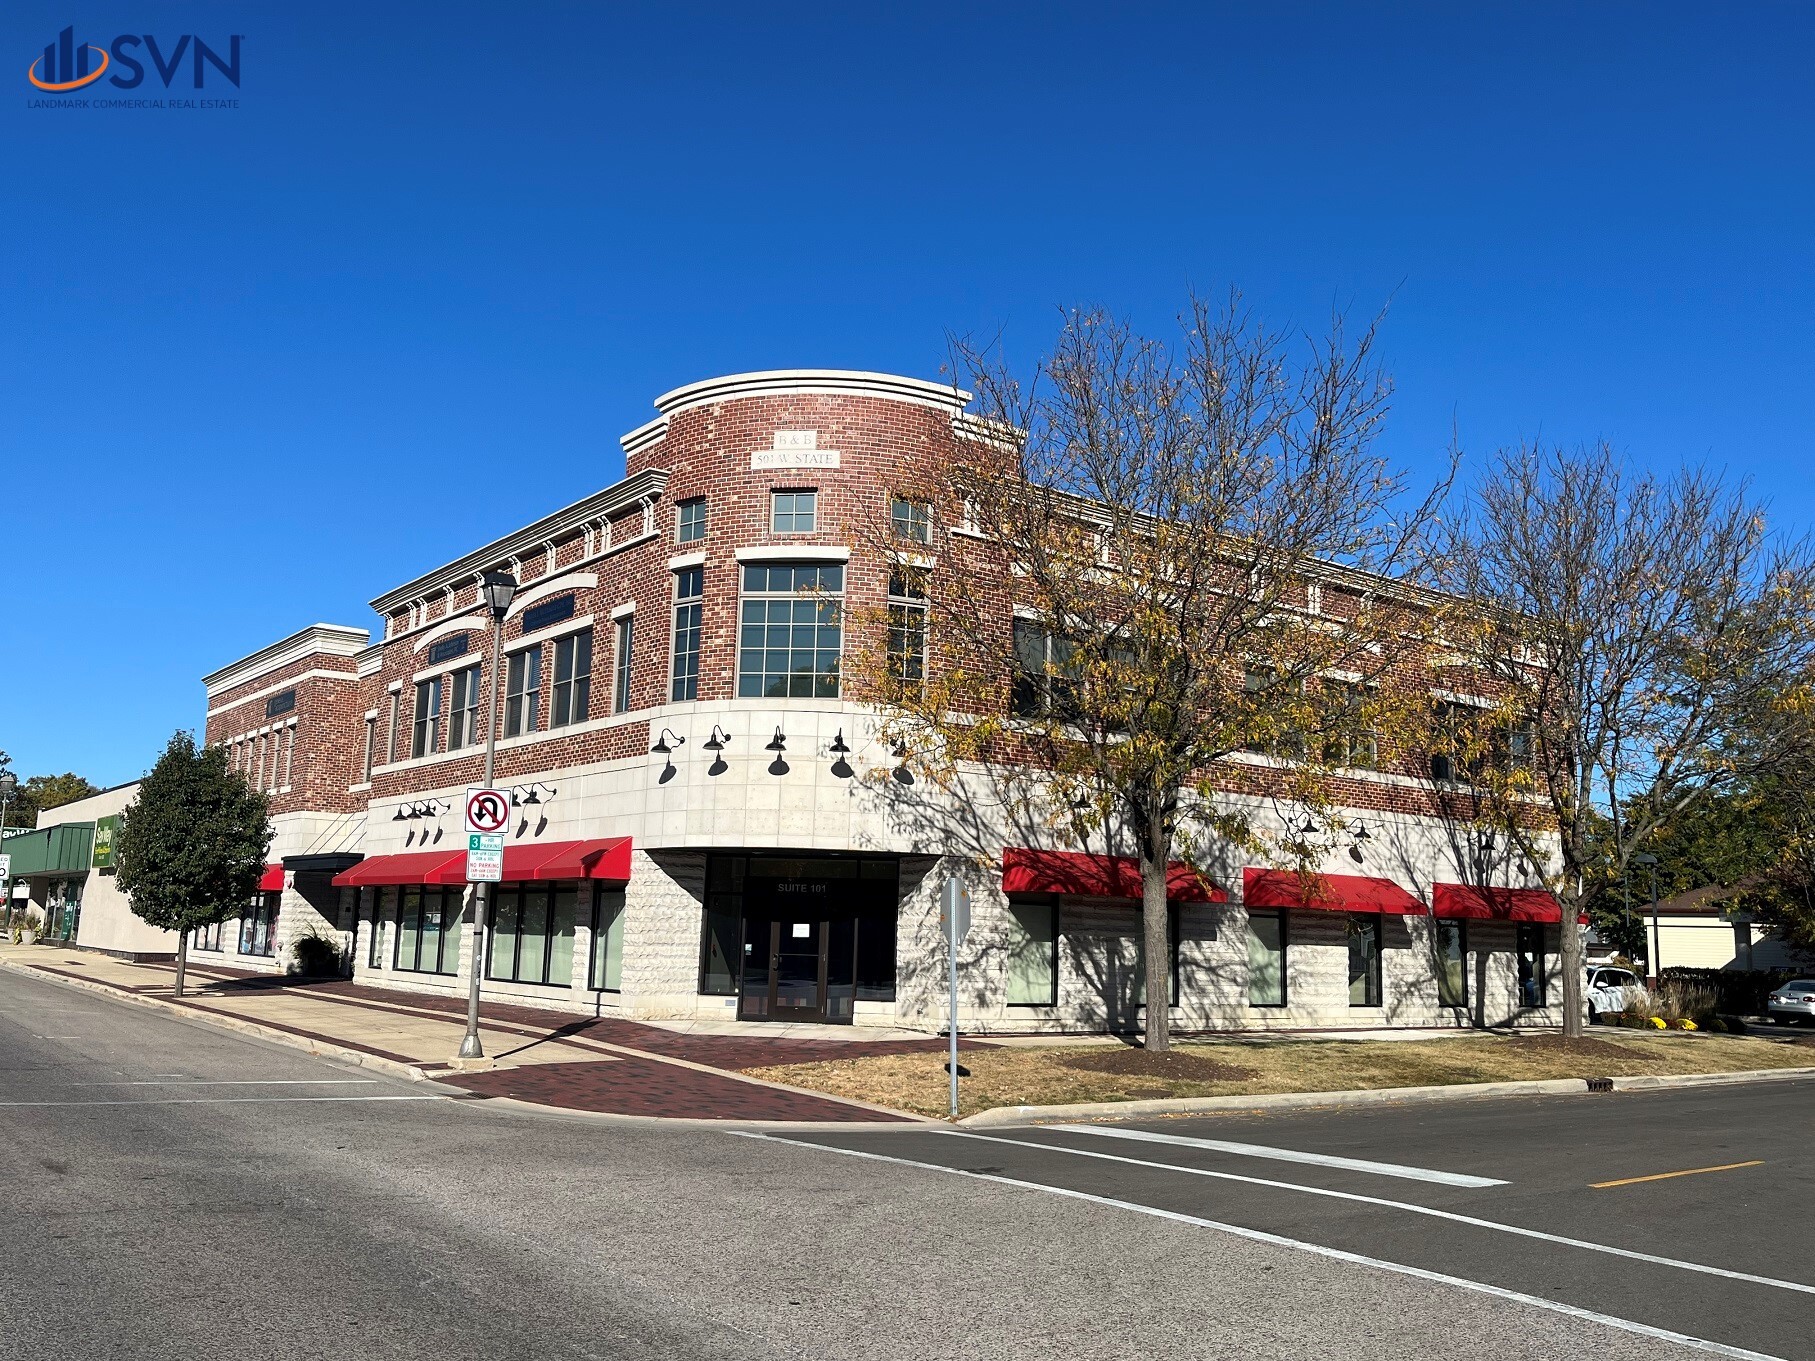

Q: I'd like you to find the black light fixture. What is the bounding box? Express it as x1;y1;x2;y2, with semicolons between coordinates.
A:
1352;821;1371;843
392;806;408;822
522;786;541;806
829;729;851;754
406;803;422;820
652;727;685;756
890;739;913;785
765;728;787;752
703;725;730;752
481;569;518;618
509;787;522;807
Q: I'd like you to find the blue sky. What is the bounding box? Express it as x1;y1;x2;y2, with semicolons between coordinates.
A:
2;2;1811;787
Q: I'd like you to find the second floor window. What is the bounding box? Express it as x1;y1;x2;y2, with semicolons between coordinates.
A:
505;647;540;737
676;497;707;544
887;570;928;685
770;489;818;534
891;498;932;544
552;629;592;728
672;567;704;701
1322;680;1378;769
614;614;635;712
737;562;842;698
411;677;441;758
447;664;482;749
1011;620;1079;719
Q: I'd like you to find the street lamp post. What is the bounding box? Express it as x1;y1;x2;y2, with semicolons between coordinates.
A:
458;570;517;1062
1633;851;1660;985
0;771;16;932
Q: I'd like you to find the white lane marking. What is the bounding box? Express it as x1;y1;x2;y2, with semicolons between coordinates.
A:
733;1132;1785;1361
1051;1124;1507;1187
71;1079;381;1087
945;1129;1815;1297
0;1095;446;1108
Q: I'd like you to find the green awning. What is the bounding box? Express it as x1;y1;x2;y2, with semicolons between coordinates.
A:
1;823;95;877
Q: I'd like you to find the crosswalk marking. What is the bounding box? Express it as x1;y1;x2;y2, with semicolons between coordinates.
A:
1050;1123;1507;1187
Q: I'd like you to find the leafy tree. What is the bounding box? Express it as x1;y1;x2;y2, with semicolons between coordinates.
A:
850;294;1445;1052
115;731;271;997
1439;442;1815;1035
0;755;99;833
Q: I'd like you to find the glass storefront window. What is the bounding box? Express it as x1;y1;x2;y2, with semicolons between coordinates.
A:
1005;899;1058;1005
590;889;625;991
240;891;279;957
487;883;577;986
1436;920;1467;1007
1516;922;1548;1007
1348;913;1383;1007
1247;911;1286;1006
396;886;462;975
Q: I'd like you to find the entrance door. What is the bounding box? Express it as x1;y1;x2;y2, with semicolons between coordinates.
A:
738;917;829;1022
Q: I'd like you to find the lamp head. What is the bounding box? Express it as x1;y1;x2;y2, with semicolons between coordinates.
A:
480;569;518;618
703;725;729;752
765;728;787;752
829;728;851;755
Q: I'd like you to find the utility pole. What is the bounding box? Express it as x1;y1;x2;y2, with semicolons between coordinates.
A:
458;571;517;1062
1634;851;1660;986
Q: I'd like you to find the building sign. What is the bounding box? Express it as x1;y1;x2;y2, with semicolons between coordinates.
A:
426;633;471;666
752;429;840;471
520;594;576;634
91;816;118;869
265;688;296;719
0;853;10;884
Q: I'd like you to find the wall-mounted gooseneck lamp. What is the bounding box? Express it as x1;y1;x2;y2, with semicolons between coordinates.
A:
651;728;685;756
765;727;789;777
703;726;731;751
829;728;854;779
890;739;913;786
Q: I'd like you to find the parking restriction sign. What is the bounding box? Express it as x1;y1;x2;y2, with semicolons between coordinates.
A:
464;788;509;835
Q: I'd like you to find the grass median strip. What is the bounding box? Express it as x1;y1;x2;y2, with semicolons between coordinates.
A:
744;1032;1813;1120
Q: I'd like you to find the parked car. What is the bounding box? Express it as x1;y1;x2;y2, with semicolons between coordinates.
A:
1767;980;1815;1026
1587;966;1642;1021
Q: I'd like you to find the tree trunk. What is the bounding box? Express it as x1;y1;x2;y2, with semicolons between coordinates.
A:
1558;882;1585;1039
1141;836;1171;1054
173;931;188;999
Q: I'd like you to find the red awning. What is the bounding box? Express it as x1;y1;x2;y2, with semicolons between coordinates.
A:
257;864;285;892
1001;848;1226;903
1243;868;1425;915
331;840;634;888
530;838;633;883
332;850;467;887
1432;884;1570;923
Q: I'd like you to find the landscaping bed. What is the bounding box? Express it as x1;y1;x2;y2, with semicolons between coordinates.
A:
744;1031;1815;1120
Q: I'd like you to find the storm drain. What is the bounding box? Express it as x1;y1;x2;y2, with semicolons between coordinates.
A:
1584;1076;1615;1093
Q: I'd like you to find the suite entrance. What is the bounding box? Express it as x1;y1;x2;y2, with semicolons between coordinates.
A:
701;854;899;1024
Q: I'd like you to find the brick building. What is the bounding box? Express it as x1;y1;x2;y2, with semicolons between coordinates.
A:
196;369;1570;1032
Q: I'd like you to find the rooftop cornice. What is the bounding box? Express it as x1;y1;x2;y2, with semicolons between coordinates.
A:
202;625;371;697
652;369;972;419
369;466;670;614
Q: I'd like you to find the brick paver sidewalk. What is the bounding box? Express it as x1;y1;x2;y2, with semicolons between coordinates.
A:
1;946;974;1122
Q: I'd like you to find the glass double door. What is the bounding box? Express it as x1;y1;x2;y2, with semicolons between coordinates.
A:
740;914;856;1023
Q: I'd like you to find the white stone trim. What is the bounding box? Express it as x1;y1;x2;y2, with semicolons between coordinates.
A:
511;613;597;656
734;545;851;563
652;369;970;418
506;573;598;620
411;614;485;655
668;551;707;570
610;601;636;621
202;624;370;697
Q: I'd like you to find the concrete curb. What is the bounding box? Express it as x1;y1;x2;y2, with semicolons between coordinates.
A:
957;1066;1815;1127
1;956;438;1085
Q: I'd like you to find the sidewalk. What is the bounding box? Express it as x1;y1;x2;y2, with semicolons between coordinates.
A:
0;944;963;1123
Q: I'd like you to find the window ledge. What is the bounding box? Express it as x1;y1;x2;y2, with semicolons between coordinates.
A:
735;544;850;563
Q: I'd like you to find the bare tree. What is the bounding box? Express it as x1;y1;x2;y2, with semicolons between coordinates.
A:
1438;441;1815;1037
849;293;1446;1052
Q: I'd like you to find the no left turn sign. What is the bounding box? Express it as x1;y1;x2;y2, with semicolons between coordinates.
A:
464;788;510;834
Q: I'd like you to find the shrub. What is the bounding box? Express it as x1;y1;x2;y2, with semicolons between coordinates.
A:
1658;979;1720;1026
290;932;343;978
1661;966;1805;1017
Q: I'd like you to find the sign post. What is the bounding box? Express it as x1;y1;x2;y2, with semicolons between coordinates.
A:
941;875;971;1120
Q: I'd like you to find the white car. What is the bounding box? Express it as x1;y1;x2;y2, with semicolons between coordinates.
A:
1767;980;1815;1026
1587;966;1642;1022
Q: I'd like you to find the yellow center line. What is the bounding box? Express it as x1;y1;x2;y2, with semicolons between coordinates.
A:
1590;1160;1764;1189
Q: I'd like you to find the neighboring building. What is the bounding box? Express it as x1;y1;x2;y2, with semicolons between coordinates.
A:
195;369;1573;1032
1;782;176;960
1648;903;1809;975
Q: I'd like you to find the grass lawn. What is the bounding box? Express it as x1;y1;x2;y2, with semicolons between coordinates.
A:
745;1031;1815;1120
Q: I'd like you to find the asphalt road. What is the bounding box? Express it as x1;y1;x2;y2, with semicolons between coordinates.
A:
2;968;1809;1361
